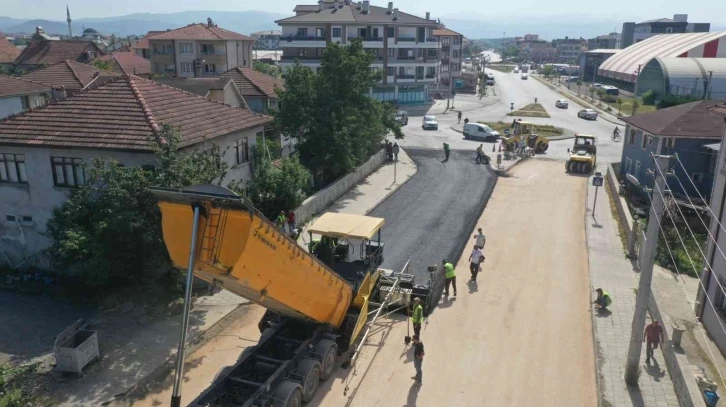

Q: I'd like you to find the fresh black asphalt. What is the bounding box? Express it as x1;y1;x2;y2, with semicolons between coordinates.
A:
370;148;497;288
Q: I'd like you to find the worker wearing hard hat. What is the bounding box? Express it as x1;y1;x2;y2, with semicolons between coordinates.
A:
411;297;424;337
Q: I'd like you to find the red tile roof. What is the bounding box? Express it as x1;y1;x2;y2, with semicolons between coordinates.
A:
22;60;119;90
0;75;271;151
433;27;463;37
219;67;283;98
134;31;165;50
150;23;253;41
0;39;21;63
0;75;51;97
14;40;105;66
97;52;151;76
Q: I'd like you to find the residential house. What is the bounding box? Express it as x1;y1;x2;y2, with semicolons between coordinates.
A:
106;40;137;53
148;19;254;78
0;75;50;118
432;26;463;89
276;0;441;104
621;14;710;48
253;50;282;65
13;39;104;72
219;66;284;112
134;31;165;59
0;39;21;69
619;100;725;202
588;32;621;50
554;37;587;63
154;77;247;108
251;30;282;50
95;52;152;77
529;46;558;63
22;60;119;92
0;75;271;264
450;71;477;94
698;101;726;356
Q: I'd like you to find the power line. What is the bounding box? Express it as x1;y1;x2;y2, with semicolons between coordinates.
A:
675;154;726;238
644;184;726;390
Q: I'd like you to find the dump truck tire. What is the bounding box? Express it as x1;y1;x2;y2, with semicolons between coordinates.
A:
583;162;592;174
296;359;322;402
578;162;585;173
273;381;303;407
315;339;338;380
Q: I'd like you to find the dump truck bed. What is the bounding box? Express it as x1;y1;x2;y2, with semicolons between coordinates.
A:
151;187;354;328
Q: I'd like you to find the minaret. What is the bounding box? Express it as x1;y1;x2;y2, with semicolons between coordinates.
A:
66;5;72;37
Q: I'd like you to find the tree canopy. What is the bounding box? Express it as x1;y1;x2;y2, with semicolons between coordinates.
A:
274;39;402;185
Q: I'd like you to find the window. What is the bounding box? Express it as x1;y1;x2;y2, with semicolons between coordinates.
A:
441;64;449;72
453;36;461;45
398;66;405;76
88;51;96;59
205;63;216;73
181;62;192;73
201;44;215;54
20;215;33;225
51;157;84;187
453;50;459;58
692;173;704;182
417;49;424;57
665;137;675;148
298;48;307;57
427;66;436;76
20;96;30;110
179;43;193;54
634;160;641;178
332;27;342;37
387;27;394;38
316;28;325;38
358;28;367;38
641;133;649;149
316;48;324;57
442;37;450;46
387;48;394;57
628;129;636;144
372;28;379;38
386;67;395;76
427;49;437;57
5;214;17;224
0;153;27;184
297;28;308;37
625;157;633;174
234;138;249;164
666;27;673;33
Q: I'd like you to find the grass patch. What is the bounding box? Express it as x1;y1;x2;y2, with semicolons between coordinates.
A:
0;364;54;407
488;65;514;73
600;98;657;116
478;121;564;138
508;103;551;118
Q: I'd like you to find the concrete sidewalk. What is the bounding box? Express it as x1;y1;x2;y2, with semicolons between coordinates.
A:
122;147;418;406
586;176;679;406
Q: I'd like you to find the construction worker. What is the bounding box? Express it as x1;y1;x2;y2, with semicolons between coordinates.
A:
593;288;612;311
276;211;286;229
442;259;456;296
443;143;451;162
475;144;483;164
411;335;424;387
411;297;424;337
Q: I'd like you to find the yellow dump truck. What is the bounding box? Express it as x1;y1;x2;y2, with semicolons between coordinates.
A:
150;185;434;407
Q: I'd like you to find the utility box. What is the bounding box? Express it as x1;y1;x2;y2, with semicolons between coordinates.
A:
54;319;99;374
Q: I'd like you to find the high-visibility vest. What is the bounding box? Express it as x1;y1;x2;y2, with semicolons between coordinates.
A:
444;263;455;278
411;304;424;324
602;291;612;306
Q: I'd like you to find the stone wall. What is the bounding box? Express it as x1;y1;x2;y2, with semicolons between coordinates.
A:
294;149;386;225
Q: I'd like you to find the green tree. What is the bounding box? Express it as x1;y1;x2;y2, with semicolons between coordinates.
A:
254;60;282;79
45;124;229;292
657;95;700;109
274;39;402;185
641;89;656;105
616;97;624;115
588;86;596;100
596;88;606;105
91;59;113;71
576;79;583;96
631;98;641;115
541;65;555;79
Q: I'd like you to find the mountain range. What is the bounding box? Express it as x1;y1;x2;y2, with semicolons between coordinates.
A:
1;11;725;40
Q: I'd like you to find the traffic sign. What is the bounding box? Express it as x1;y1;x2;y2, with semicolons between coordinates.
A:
592;172;604;187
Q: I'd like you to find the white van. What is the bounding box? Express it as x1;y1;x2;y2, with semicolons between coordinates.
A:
463;123;500;142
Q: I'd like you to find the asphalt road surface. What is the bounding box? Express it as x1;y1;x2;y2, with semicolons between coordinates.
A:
312;159;597;407
370;148;497;281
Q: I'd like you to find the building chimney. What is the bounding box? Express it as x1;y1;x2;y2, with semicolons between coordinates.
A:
393;8;399;20
362;0;370;13
426;12;430;20
318;0;323;11
207;17;213;27
388;2;393;13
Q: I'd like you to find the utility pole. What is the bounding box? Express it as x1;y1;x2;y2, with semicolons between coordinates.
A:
624;154;671;386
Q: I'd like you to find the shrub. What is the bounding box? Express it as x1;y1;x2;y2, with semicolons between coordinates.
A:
641;89;656;105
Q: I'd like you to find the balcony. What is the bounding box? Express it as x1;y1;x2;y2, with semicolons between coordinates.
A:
285;35;326;42
398;37;416;42
349;36;383;42
425;73;436;79
280;35;327;48
426;37;437;42
281;55;321;61
398;74;415;79
397;56;415;60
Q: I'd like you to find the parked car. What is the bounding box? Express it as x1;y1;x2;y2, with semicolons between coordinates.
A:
395;111;409;125
463;123;500;141
521;73;529;80
513;68;519;73
485;79;495;86
577;108;598;120
422;115;438;130
555;99;569;109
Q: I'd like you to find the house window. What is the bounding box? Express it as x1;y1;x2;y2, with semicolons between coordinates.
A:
692;173;704;182
181;62;192;73
332;27;342;37
453;50;459;58
628;129;636;144
205;64;216;73
316;28;325;38
398;66;405;76
372;28;379;38
5;214;17;224
625;157;633;174
427;49;437;57
665;137;675;148
641;133;649;149
234;138;249;164
666;27;674;33
201;44;215;55
442;37;450;46
453;36;461;45
20;96;30;110
386;67;395;76
427;66;436;76
0;153;27;184
441;64;449;72
387;27;394;38
20;215;33;225
51;157;84;187
297;28;308;37
358;28;367;38
180;43;193;54
634;160;641;178
387;48;394;57
298;48;307;57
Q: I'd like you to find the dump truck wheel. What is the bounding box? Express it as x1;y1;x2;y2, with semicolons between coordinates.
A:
315;339;338;380
578;162;585;173
273;381;303;407
583;162;592;174
296;359;321;402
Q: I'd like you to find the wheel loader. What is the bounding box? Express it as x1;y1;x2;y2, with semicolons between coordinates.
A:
501;119;549;153
565;134;597;174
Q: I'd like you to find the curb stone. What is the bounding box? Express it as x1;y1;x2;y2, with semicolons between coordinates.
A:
584;176;605;407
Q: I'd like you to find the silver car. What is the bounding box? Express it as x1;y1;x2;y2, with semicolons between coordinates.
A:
422;115;438;130
555;99;569;109
578;108;598;120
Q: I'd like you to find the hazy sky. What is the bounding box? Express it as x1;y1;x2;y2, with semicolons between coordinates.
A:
3;0;724;24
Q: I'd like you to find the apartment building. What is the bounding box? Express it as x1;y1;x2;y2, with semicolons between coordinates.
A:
622;14;710;48
149;19;254;78
433;26;463;88
276;0;441;104
555;37;587;63
588;32;622;50
252;30;282;50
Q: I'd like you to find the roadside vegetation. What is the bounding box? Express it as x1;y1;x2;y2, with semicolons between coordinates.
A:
508;103;550;118
635;211;707;277
0;364;53;407
488;65;514;73
479;121;564;138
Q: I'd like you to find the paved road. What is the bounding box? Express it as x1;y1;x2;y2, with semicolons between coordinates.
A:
370;149;497;281
397;68;624;165
313;159;597;407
